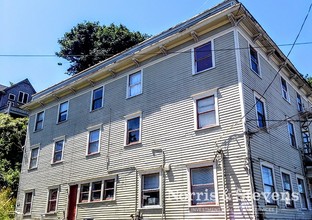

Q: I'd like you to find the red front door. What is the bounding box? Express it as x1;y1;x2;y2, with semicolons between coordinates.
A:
67;185;78;220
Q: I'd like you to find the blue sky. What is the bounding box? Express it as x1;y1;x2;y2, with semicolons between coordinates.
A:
0;0;311;92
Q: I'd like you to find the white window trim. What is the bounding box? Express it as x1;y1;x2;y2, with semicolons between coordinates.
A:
138;167;162;209
28;144;40;170
296;174;309;210
287;121;297;149
56;100;69;124
279;168;295;208
186;160;218;207
191;40;215;75
281;77;291;103
77;175;117;204
90;86;104;112
124;111;142;146
51;136;66;164
126;70;143;99
191;88;219;130
23;189;35;215
249;44;262;77
34;111;45;132
45;186;60;214
8;93;15;101
260;161;278;206
18;91;29;104
86;124;103;156
254;92;268;129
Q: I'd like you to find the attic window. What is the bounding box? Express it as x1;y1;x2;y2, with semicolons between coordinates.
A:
8;93;15;101
18;91;29;104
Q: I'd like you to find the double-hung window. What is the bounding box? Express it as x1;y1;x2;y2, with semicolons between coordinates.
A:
87;129;100;155
91;87;104;111
281;78;289;101
125;112;142;145
34;111;44;131
281;172;294;208
261;164;276;205
250;46;259;74
29;147;39;169
196;96;216;129
47;188;58;213
18;91;29;104
128;71;142;98
79;179;116;203
142;173;160;207
23;191;33;214
288;122;296;148
193;41;213;73
297;93;303;112
297;177;308;209
58;101;68;123
255;96;266;128
53;140;64;163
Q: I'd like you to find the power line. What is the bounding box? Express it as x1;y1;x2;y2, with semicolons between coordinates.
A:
0;41;312;58
213;2;312;148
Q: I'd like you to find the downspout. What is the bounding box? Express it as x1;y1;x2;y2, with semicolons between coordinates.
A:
106;107;112;170
220;150;227;220
161;151;166;220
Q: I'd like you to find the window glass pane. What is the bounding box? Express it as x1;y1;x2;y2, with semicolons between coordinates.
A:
129;72;141;86
60;102;68;112
50;189;58;200
192;184;215;204
93;88;103;100
128;117;140;130
282;173;291;190
298;179;305;193
104;189;114;200
195;43;212;60
48;201;56;212
262;166;273;185
198;111;216;128
54;152;63;162
130;84;141;97
92;181;102;190
18;92;23;102
105;180;114;189
36;121;43;130
88;142;99;154
59;112;67;122
25;192;32;202
90;130;100;142
93;99;102;110
191;167;213;185
196;58;213;72
256;98;264;115
128;130;139;143
37;112;44;121
55;141;63;152
197;97;214;113
143;191;159;206
23;93;29;103
30;159;37;168
143;173;159;190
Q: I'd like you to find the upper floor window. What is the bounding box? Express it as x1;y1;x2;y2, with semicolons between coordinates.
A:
193;41;213;73
29;147;39;169
190;166;215;205
127;71;142;98
34;111;44;131
87;129;100;155
281;78;289;101
126;116;141;145
297;177;308;209
142;173;160;207
8;93;15;101
196;96;217;129
91;87;104;111
255;96;266;128
53;140;64;163
58;101;68;123
18;91;29;104
297;93;303;112
281;172;294;208
261;164;276;205
23;191;33;214
288;122;296;148
250;45;259;75
79;178;116;203
47;188;59;213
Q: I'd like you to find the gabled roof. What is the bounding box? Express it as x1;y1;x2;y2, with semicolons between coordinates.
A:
2;78;36;93
0;84;7;91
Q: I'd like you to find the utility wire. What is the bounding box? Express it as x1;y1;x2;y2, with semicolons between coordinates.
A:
214;2;312;148
1;42;312;58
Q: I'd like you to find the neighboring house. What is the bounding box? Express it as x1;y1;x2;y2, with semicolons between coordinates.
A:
0;78;36;117
16;1;312;220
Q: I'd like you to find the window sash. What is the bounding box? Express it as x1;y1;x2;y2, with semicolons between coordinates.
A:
58;102;68;122
129;72;142;97
281;78;288;100
127;117;140;144
196;96;216;129
88;129;100;154
256;98;266;128
142;173;160;206
23;192;33;214
29;148;39;169
79;179;115;203
53;141;64;163
281;173;294;207
92;87;103;110
47;189;58;212
194;42;213;73
288;122;296;147
297;94;303;112
261;166;276;205
250;46;259;73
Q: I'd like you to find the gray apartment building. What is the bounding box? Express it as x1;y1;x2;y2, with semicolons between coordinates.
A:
16;1;312;219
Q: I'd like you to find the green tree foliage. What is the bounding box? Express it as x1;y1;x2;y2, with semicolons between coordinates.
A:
304;74;312;87
56;22;149;75
0;114;28;195
0;187;15;220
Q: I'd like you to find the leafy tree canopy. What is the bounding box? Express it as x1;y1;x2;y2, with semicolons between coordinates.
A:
56;22;149;75
0;188;16;220
0;114;27;195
